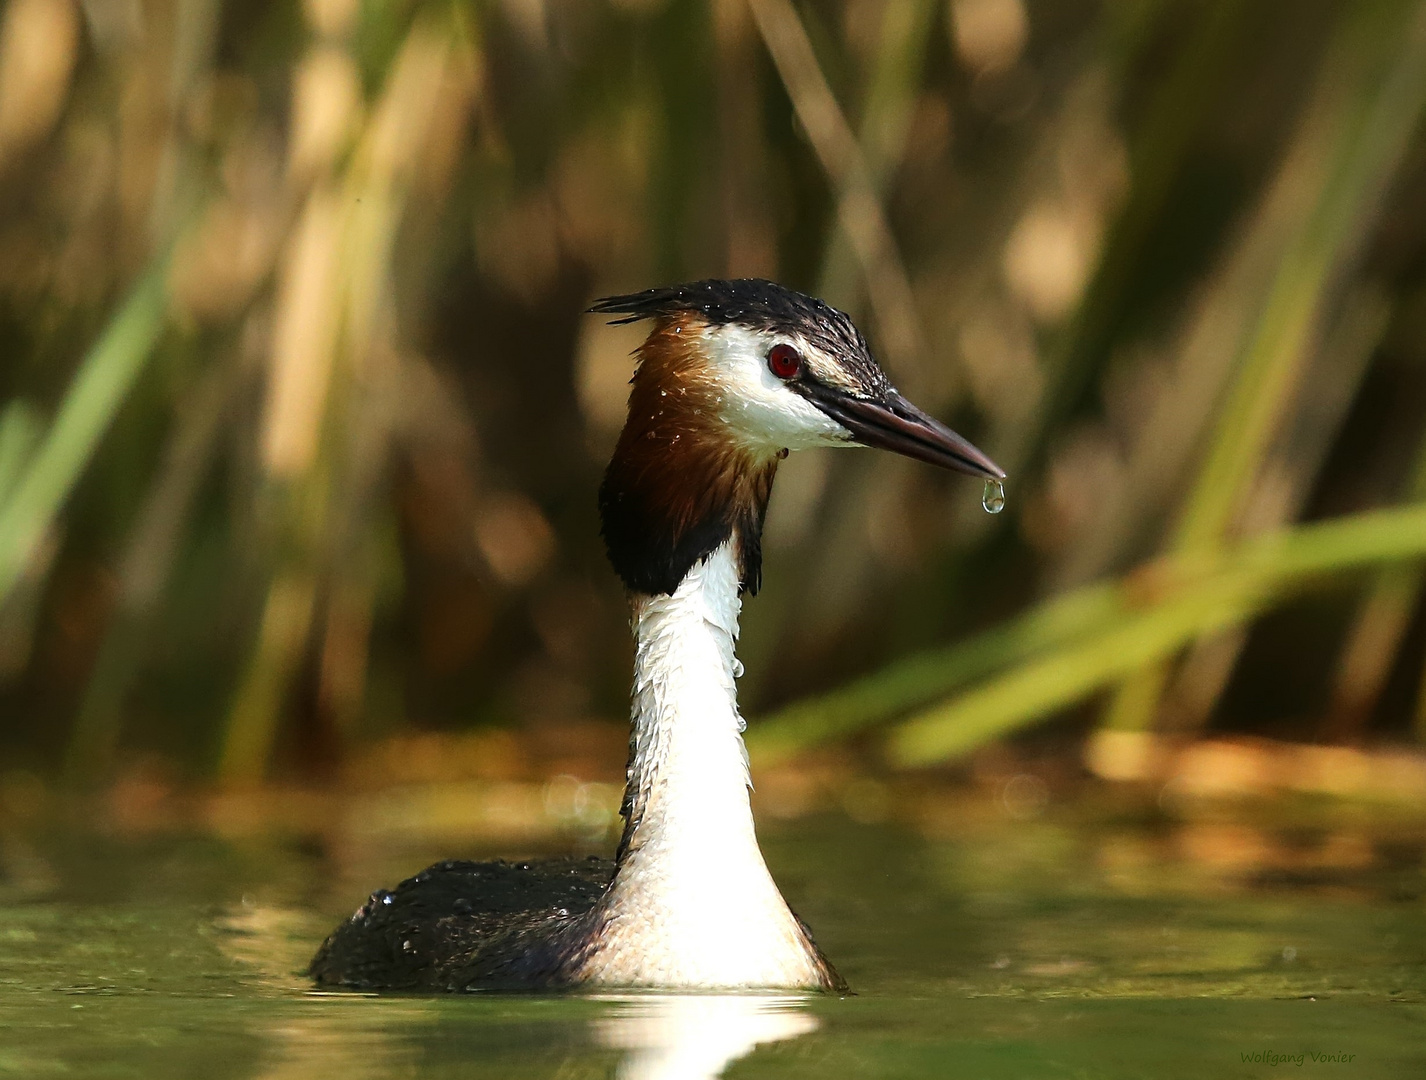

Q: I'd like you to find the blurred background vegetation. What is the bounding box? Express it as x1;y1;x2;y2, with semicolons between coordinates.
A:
3;0;1426;812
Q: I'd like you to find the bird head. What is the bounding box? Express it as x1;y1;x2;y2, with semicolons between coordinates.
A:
591;279;1004;597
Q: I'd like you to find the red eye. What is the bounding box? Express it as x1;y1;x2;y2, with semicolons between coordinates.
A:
768;343;802;379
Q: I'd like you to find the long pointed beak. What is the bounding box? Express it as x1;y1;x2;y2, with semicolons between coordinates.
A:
799;384;1005;480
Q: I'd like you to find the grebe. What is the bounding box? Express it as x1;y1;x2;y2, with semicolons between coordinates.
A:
310;279;1004;992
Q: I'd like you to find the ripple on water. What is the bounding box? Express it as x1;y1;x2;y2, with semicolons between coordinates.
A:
0;806;1422;1078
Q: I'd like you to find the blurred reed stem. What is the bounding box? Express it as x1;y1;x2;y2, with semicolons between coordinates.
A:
1415;629;1426;742
1010;0;1248;480
1328;424;1426;739
64;339;255;787
747;0;925;378
0;268;167;607
815;0;938;319
0;401;42;509
219;570;319;784
1102;0;1426;734
888;502;1426;766
218;12;462;786
748;581;1121;766
1150;285;1390;733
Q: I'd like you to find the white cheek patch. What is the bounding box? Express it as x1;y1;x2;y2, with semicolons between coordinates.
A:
701;325;852;451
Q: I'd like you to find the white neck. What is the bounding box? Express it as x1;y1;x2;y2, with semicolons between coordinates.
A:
576;541;829;989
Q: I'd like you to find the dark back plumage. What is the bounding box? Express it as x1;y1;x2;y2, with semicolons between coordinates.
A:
309;856;614;991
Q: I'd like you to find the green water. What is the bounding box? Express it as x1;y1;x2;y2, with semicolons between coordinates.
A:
1;802;1423;1078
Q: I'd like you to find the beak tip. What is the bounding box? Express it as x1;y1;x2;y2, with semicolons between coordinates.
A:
952;445;1006;483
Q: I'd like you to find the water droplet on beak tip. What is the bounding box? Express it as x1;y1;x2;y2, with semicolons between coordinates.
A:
982;478;1006;514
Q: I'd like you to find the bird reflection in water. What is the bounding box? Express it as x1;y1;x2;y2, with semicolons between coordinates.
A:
594;993;818;1080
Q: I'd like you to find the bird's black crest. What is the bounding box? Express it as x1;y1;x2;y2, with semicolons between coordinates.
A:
590;279;890;398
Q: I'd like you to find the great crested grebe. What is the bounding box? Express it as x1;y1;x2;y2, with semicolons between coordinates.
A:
310;279;1004;992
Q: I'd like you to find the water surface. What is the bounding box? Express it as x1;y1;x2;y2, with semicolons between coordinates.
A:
1;796;1422;1078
